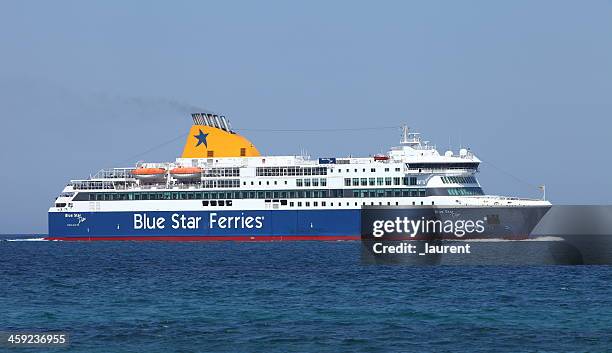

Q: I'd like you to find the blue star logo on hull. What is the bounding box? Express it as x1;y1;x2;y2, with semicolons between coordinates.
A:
194;129;209;147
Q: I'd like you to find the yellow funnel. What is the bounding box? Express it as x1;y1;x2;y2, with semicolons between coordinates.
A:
181;125;260;158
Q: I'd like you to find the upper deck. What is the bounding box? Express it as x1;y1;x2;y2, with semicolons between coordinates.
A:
67;121;481;192
51;115;550;212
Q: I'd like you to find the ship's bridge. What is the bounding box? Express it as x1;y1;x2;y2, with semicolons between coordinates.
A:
387;125;481;170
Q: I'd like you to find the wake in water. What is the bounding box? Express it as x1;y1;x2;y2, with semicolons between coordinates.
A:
2;235;48;242
456;236;565;242
6;238;47;242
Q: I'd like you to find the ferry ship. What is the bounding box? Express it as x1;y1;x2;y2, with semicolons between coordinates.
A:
47;113;551;241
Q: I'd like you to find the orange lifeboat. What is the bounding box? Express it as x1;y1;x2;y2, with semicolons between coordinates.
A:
170;167;202;180
131;168;166;182
373;155;390;161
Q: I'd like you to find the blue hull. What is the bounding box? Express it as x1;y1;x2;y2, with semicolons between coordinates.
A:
48;210;362;240
48;206;550;241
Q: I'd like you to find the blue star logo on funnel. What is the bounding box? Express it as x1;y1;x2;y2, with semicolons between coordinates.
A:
194;129;209;147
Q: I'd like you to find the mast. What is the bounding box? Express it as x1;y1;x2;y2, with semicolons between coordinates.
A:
400;124;410;145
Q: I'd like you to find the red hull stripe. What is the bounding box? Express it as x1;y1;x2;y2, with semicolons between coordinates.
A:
44;235;361;242
44;235;530;241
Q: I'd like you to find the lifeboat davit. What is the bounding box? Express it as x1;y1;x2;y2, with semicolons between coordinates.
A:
131;168;166;182
170;167;202;180
373;155;390;161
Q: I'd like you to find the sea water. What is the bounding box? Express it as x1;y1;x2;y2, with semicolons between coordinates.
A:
1;235;611;352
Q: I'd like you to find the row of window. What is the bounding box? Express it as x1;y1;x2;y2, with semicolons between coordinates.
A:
73;175;470;192
256;166;327;177
330;167;402;173
254;165;407;177
446;188;482;196
202;200;233;207
202;179;241;188
296;178;327;187
201;199;435;208
76;188;432;201
351;189;427;198
441;176;477;184
344;177;417;187
407;162;479;170
203;168;240;177
282;200;433;207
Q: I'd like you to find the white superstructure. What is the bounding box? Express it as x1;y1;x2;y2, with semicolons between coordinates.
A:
52;125;550;214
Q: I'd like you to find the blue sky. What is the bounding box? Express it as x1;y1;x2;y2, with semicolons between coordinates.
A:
0;0;611;233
